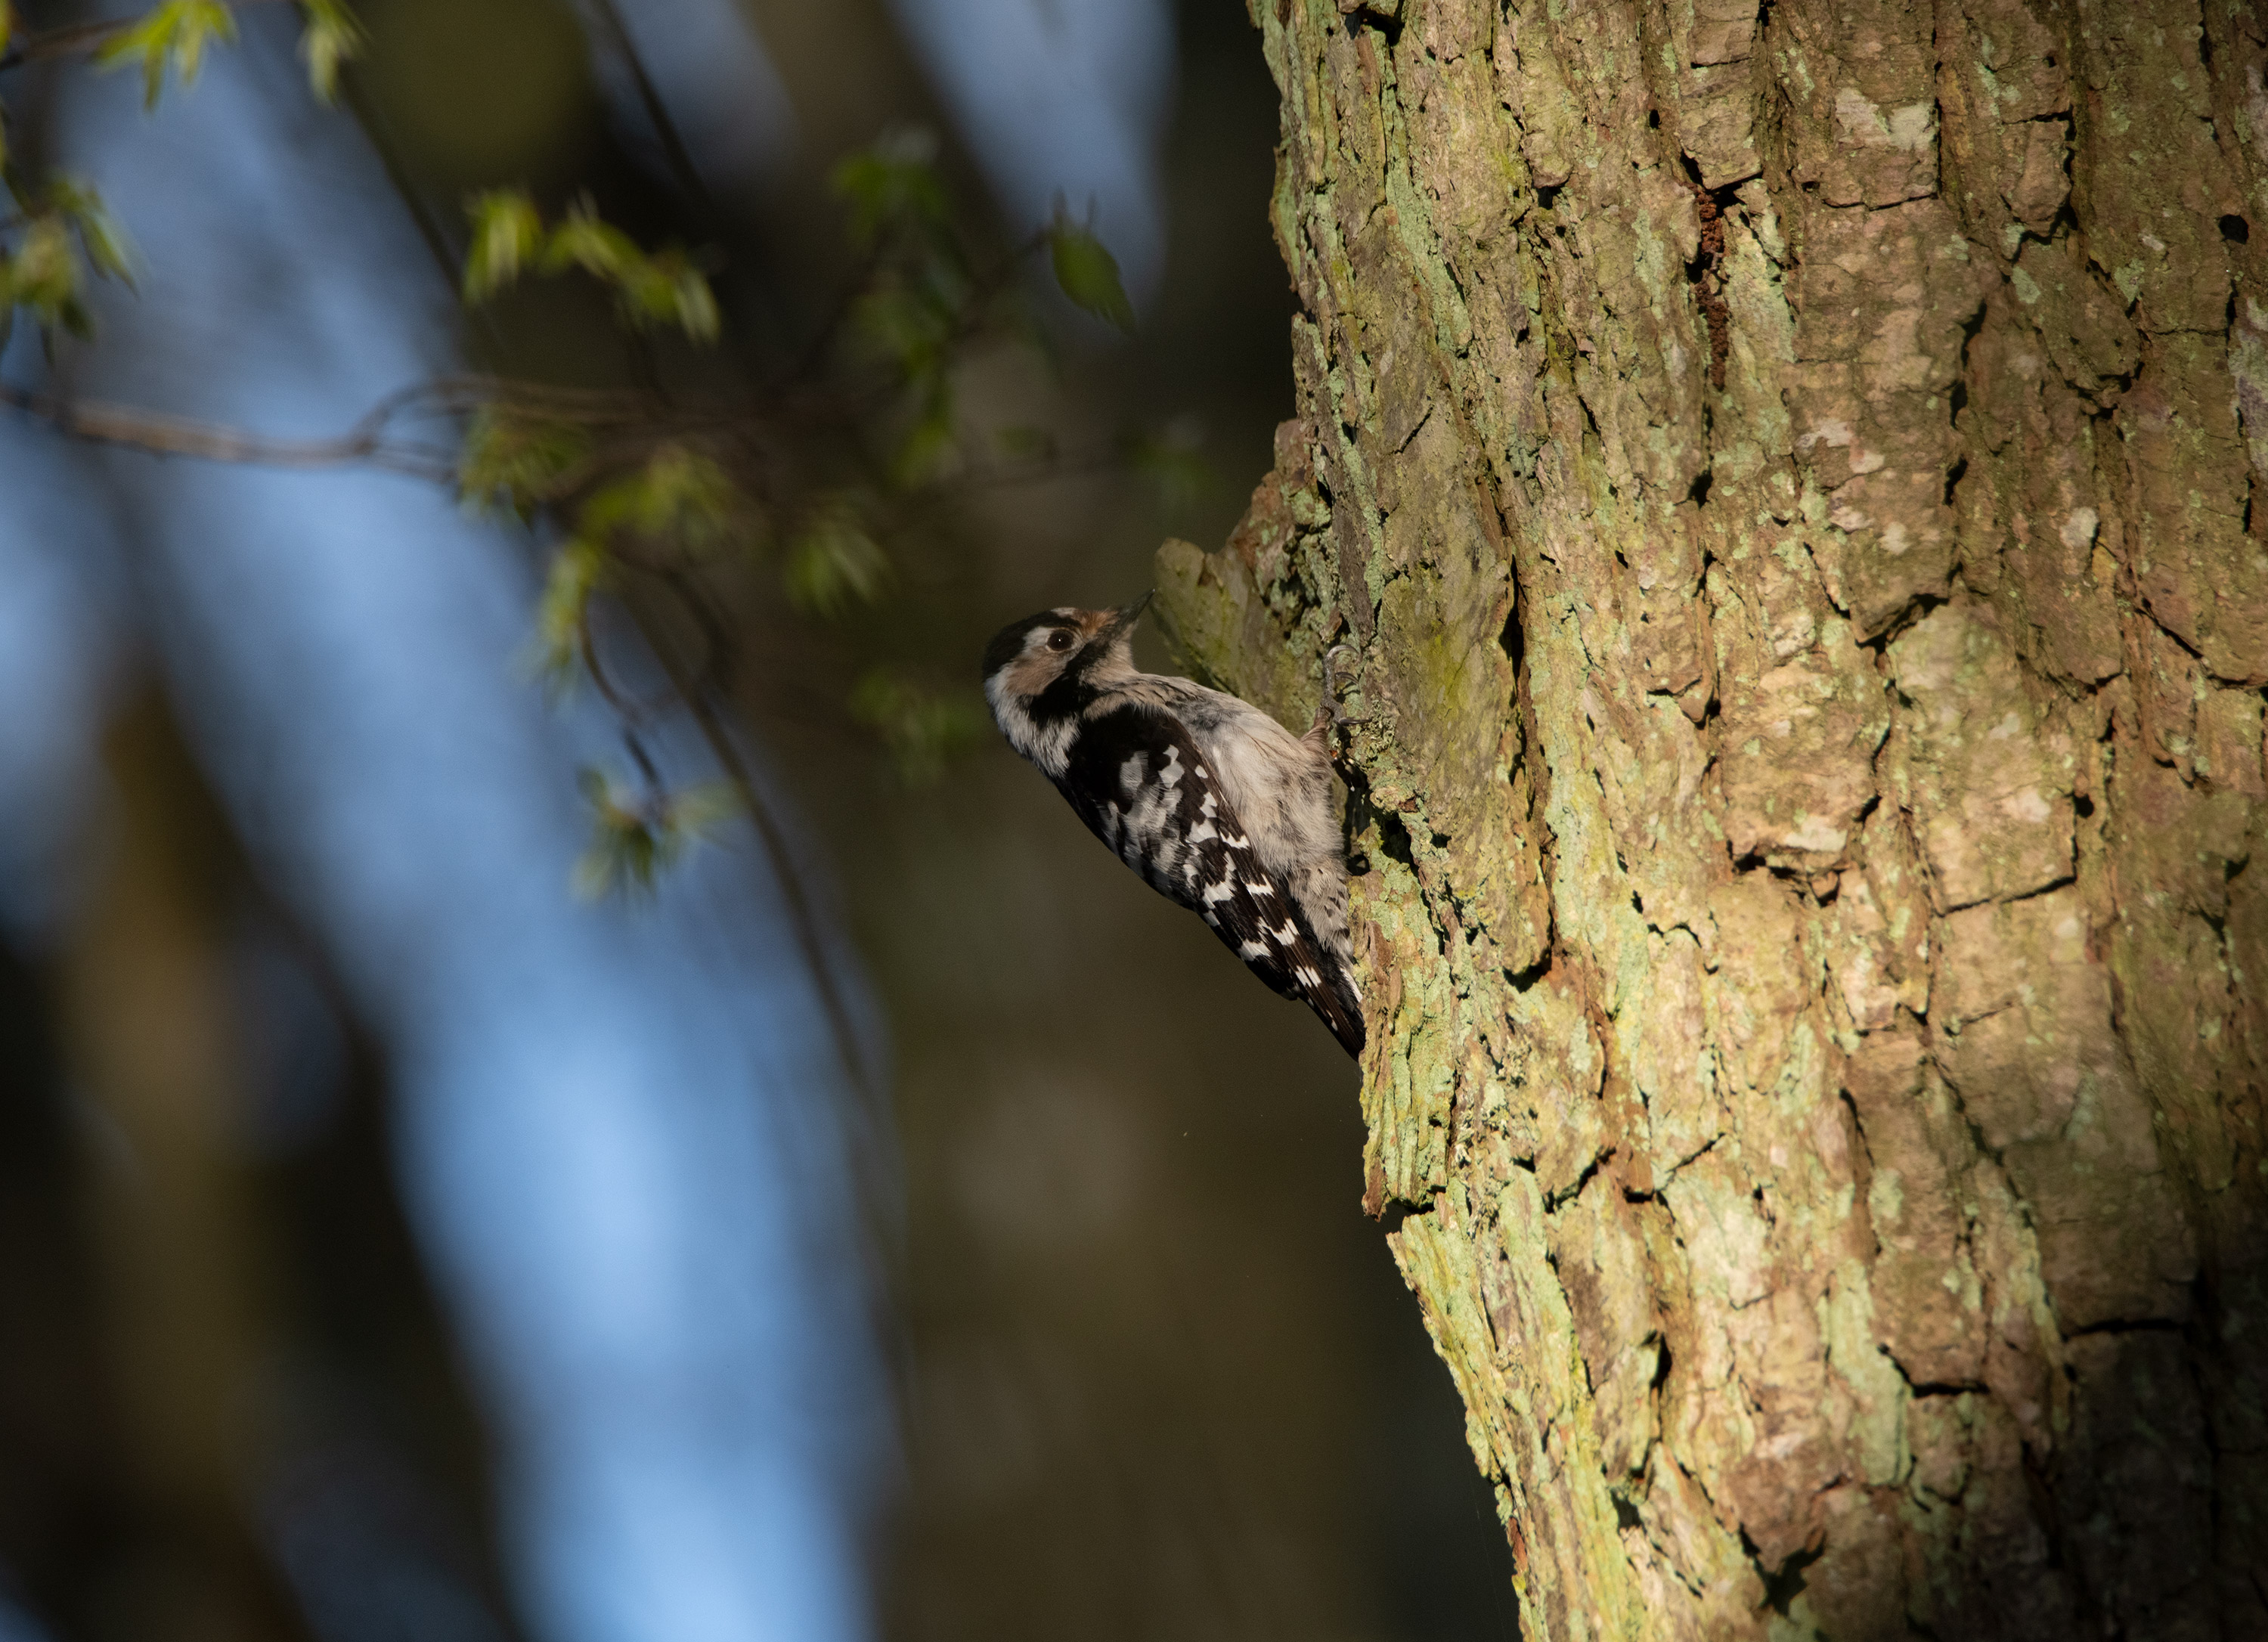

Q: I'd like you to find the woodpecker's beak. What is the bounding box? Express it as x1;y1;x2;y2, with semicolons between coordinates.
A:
1097;590;1153;644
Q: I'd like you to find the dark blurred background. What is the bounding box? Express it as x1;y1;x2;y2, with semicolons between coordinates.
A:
0;2;1517;1639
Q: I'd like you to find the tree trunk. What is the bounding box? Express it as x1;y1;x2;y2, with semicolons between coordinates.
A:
1155;0;2268;1634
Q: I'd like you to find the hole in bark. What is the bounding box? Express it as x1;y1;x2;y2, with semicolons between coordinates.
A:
2068;1315;2186;1343
1339;4;1402;41
1953;305;1984;401
2198;28;2213;70
1612;1493;1644;1532
1861;592;1948;655
1943;457;1968;507
1679;172;1734;390
1375;1197;1430;1236
1547;1149;1613;1210
1374;810;1418;871
2076;792;2096;819
1647;108;1660;129
1688;467;1714;507
2222;214;2251;243
1498;606;1524;677
1647;1333;1672;1388
1535;181;1563;211
1754;1540;1824;1616
1505;951;1551;991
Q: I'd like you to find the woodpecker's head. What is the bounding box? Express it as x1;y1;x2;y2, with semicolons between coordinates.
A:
981;593;1150;770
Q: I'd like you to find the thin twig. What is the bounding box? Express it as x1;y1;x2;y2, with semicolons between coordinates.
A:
624;593;875;1098
0;373;717;478
8;368;870;1097
0;376;456;476
576;610;680;727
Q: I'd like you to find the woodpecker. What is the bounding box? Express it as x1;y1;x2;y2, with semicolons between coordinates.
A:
981;594;1363;1056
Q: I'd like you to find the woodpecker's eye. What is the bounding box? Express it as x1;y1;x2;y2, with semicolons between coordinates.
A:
1046;629;1075;652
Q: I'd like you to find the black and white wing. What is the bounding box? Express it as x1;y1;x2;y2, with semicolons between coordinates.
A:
1057;702;1365;1055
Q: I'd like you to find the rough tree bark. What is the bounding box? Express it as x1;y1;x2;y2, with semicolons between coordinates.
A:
1154;0;2268;1635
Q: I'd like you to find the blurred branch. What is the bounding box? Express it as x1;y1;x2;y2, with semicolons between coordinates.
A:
578;0;718;226
0;376;455;476
0;374;683;477
2;361;882;1099
0;0;295;74
0;121;1146;1119
623;585;876;1094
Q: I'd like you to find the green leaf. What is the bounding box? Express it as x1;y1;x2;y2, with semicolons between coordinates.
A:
848;670;988;785
1046;212;1134;333
578;444;742;554
572;767;662;900
48;177;137;287
847;286;953;380
528;536;608;690
542;198;643;283
296;0;365;102
94;0;238;112
457;406;590;518
668;781;742;841
537;200;720;342
618;246;719;342
462;190;546;303
828;126;947;249
2;218;89;335
571;769;739;900
782;497;890;618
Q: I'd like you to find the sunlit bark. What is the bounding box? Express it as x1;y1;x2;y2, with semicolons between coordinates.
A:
1160;0;2268;1633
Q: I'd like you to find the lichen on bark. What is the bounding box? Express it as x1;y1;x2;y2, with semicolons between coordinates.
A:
1155;0;2268;1635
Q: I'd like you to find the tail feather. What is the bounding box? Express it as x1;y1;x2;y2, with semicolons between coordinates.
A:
1312;967;1365;1058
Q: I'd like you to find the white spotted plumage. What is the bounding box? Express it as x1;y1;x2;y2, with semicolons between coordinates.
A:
981;596;1364;1057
